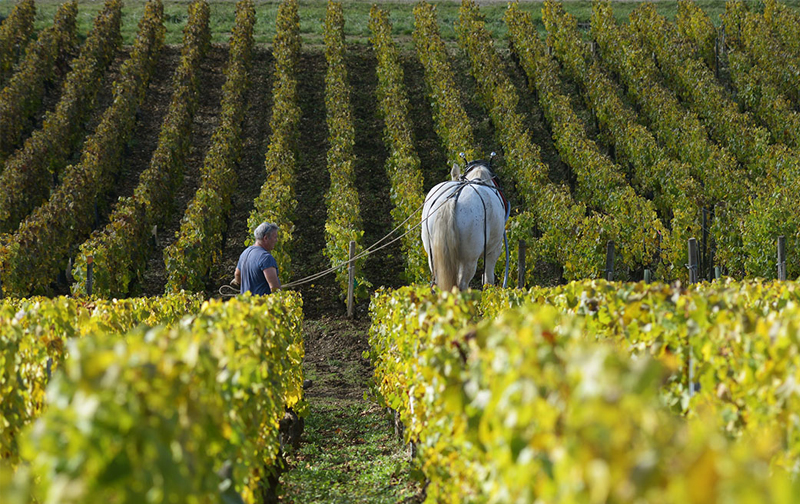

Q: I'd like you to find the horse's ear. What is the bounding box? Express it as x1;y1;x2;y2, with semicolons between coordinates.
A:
451;163;461;181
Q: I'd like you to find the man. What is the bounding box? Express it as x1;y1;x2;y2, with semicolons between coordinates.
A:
233;222;281;295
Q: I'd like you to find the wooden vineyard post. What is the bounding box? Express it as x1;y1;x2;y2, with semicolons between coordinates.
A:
777;236;786;281
688;238;699;284
605;241;615;281
518;240;526;289
66;257;74;284
393;409;403;439
347;240;355;318
86;255;94;297
644;269;652;284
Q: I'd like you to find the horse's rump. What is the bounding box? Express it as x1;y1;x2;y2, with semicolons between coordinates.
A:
422;160;507;291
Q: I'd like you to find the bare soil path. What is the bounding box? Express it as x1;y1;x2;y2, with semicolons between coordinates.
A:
140;44;228;296
103;45;179;218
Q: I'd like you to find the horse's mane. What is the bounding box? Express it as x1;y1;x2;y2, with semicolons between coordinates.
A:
461;161;494;184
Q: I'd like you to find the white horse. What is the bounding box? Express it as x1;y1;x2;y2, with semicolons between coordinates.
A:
421;157;509;291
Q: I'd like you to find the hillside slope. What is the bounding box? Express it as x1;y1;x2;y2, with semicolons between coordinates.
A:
117;42;562;313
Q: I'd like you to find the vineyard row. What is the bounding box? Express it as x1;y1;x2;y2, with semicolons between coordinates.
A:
369;280;800;501
1;291;305;502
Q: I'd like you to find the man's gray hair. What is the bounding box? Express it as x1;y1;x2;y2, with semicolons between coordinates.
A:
254;222;279;241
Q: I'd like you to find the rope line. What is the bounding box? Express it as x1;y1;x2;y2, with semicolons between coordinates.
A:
220;171;509;297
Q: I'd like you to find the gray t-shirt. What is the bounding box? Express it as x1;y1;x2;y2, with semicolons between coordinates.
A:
236;245;278;295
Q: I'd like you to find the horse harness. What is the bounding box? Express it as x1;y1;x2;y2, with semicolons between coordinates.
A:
424;164;510;287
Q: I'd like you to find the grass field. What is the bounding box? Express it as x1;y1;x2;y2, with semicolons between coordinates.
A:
5;0;800;45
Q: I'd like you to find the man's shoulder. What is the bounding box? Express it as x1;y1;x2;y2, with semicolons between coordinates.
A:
255;247;273;258
239;244;257;255
245;247;275;263
260;250;277;268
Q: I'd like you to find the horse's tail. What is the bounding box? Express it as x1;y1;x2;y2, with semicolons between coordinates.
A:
431;197;460;291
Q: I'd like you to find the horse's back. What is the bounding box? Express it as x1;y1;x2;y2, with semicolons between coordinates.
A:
423;181;504;258
454;184;505;258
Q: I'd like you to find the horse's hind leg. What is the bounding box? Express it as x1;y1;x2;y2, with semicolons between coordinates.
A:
483;246;503;287
458;261;478;291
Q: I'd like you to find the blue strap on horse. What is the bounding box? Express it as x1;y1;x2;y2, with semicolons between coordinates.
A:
487;169;511;288
493;178;511;288
462;159;511;288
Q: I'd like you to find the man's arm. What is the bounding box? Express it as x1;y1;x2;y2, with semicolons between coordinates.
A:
263;267;281;292
234;267;241;286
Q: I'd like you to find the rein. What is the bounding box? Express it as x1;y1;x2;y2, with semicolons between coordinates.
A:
220;195;445;297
